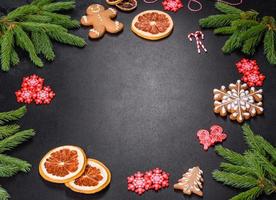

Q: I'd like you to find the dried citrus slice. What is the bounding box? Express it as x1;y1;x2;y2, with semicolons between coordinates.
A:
131;10;174;40
106;0;123;5
65;159;111;194
116;0;137;12
39;145;87;183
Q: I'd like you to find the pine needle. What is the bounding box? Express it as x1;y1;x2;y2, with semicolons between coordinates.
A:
0;129;35;153
0;187;9;200
0;125;20;139
14;26;43;67
0;164;21;177
199;14;240;28
214;26;236;35
31;0;54;6
10;49;20;67
255;135;276;162
31;31;55;61
0;106;26;124
264;30;276;64
0;154;31;173
7;5;39;20
215;2;242;14
242;124;266;155
215;145;246;166
1;30;14;71
47;31;86;47
230;187;262;200
212;170;257;189
219;162;258;178
42;1;75;12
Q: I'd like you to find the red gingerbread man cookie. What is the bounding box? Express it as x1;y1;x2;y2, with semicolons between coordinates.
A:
80;4;124;39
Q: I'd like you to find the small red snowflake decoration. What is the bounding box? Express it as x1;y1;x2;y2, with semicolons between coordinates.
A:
242;71;265;87
162;0;183;12
235;58;265;87
127;172;151;195
127;168;169;195
197;125;227;151
236;59;259;74
15;74;55;105
21;74;44;91
34;86;55;104
145;168;169;191
15;88;35;104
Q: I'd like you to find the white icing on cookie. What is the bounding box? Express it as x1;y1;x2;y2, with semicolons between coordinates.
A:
90;29;100;36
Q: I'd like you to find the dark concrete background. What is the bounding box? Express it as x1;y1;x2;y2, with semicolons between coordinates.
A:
0;0;275;200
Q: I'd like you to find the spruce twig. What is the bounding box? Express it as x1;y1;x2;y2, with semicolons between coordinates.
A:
213;124;276;200
199;2;276;65
0;106;35;200
0;0;85;71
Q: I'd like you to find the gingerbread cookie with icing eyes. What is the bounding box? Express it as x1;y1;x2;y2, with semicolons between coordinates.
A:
80;4;124;39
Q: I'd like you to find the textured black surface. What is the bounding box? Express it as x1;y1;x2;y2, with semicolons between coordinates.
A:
0;0;275;200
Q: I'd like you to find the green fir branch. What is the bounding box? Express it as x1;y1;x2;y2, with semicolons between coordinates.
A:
214;26;236;35
42;1;75;12
14;26;43;67
6;5;39;20
242;33;264;55
0;187;9;200
199;14;240;28
0;129;35;153
215;2;242;14
242;124;266;155
213;170;257;189
47;31;85;47
230;187;262;200
215;145;246;166
10;48;20;66
213;125;276;200
0;125;20;139
40;11;79;29
31;31;55;61
0;154;31;173
1;29;14;71
0;106;26;124
219;162;258;178
264;30;276;64
0;164;22;178
31;0;54;6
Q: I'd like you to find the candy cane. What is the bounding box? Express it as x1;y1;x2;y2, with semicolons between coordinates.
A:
188;31;207;54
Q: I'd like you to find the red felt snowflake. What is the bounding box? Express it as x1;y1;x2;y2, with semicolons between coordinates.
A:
236;58;259;74
21;74;44;91
162;0;183;12
145;168;169;191
34;86;55;104
16;74;55;105
242;71;266;87
15;88;35;104
127;171;151;195
197;125;227;151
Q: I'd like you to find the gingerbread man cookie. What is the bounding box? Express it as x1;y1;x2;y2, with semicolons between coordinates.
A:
81;4;124;39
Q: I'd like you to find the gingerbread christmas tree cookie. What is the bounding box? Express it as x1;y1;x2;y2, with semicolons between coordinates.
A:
174;166;204;196
213;80;263;123
80;4;123;39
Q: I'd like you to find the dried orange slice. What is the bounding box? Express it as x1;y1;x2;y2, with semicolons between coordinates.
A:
116;0;137;12
65;159;111;194
131;10;174;40
106;0;123;5
39;145;87;183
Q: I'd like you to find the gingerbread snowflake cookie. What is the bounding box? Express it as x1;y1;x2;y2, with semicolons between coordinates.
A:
80;4;123;39
213;80;263;123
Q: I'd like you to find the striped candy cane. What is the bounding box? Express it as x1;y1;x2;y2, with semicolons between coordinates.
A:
188;31;207;54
